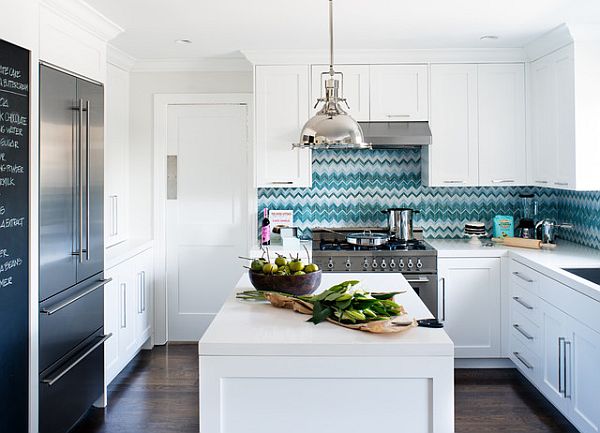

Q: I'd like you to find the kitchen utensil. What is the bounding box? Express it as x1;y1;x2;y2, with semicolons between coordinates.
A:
248;270;322;296
381;208;420;240
535;219;573;244
492;237;556;250
320;228;390;247
417;318;444;328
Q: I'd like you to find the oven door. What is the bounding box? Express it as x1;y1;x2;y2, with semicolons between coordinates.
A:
403;273;438;318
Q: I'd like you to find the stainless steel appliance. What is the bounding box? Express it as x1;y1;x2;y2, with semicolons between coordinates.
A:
312;227;439;318
535;219;573;244
39;64;111;433
381;208;419;240
516;193;538;239
358;121;432;147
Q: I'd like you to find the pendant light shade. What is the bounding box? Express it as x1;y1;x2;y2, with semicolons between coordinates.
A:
293;0;371;150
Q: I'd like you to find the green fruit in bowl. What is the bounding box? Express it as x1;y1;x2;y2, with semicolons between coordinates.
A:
262;263;278;274
250;259;266;272
304;263;319;273
293;271;306;276
275;255;287;267
289;259;304;273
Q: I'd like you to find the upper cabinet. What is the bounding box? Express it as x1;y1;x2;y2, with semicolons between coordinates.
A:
478;64;527;186
424;63;526;187
370;65;429;121
255;65;312;188
426;64;479;186
529;45;576;190
311;65;370;121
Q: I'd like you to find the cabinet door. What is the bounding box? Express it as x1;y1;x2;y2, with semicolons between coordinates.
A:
569;319;600;433
370;65;428;121
428;64;478;186
478;64;526;186
118;272;137;360
255;65;311;188
311;65;370;121
539;300;571;414
103;270;120;384
438;258;501;357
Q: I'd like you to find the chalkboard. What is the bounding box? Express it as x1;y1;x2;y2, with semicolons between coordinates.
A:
0;38;30;433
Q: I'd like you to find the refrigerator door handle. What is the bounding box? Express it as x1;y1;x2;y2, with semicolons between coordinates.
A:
40;278;112;315
78;98;84;263
85;100;91;261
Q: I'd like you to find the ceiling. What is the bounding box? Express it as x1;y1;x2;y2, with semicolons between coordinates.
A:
85;0;600;60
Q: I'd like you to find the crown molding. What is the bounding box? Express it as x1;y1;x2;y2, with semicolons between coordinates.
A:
107;45;136;71
40;0;124;42
523;23;573;62
131;57;252;73
242;48;527;65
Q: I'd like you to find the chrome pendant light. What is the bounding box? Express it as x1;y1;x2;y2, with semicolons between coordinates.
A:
293;0;371;150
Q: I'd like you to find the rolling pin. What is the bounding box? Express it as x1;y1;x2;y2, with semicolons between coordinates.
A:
492;237;557;250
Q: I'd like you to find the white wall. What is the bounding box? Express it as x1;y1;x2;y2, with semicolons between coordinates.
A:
128;71;253;240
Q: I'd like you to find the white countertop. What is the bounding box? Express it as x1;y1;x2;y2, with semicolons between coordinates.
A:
199;273;453;357
428;238;600;302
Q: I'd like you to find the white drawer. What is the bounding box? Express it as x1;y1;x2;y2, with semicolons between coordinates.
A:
510;259;541;296
511;281;541;325
510;309;541;356
510;336;540;384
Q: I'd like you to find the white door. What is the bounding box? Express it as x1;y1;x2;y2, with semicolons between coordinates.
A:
370;65;429;121
311;65;370;121
438;258;501;357
428;64;479;186
477;64;526;186
166;104;249;341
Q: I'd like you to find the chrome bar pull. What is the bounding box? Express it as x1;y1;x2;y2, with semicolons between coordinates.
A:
512;296;534;310
121;283;127;328
564;340;571;398
513;352;533;369
558;337;565;395
512;272;534;283
78;98;84;263
513;324;534;340
142;271;146;312
40;278;112;315
441;277;446;322
85;100;91;261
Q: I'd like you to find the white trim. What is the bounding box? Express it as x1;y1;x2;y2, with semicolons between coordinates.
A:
242;48;527;65
454;358;515;369
524;23;573;62
107;44;136;71
153;93;254;344
132;57;252;72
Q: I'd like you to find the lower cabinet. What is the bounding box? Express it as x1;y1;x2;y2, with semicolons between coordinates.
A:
105;247;154;385
438;257;502;357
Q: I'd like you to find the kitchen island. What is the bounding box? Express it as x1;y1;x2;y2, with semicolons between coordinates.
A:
199;273;454;433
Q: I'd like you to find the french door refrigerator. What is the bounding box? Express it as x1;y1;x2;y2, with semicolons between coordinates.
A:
39;64;111;433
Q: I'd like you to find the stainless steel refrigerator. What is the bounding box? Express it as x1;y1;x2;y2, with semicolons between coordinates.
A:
39;64;111;433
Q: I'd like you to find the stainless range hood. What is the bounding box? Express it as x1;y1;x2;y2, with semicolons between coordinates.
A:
358;121;432;148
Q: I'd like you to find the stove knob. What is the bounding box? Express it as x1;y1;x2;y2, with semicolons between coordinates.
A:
380;259;387;269
372;259;378;269
416;259;423;269
363;258;369;269
407;259;414;269
399;259;405;269
327;258;334;269
389;259;396;269
345;258;352;269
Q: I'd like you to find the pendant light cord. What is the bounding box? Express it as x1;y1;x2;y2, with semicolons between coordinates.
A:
329;0;334;77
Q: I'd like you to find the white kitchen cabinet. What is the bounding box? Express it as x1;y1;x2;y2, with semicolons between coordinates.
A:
255;65;311;188
529;45;576;189
370;65;428;121
105;247;154;385
477;64;527;186
438;257;501;357
311;65;370;121
425;64;479;186
105;63;130;247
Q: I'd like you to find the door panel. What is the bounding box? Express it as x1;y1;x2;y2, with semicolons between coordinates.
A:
167;104;249;341
76;78;104;282
370;65;428;121
39;65;78;300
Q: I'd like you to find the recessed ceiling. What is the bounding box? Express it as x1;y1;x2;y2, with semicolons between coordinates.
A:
85;0;600;60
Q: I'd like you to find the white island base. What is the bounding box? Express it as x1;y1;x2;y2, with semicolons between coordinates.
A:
199;273;455;433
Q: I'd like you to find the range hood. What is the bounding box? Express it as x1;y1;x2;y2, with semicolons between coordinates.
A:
358;121;432;148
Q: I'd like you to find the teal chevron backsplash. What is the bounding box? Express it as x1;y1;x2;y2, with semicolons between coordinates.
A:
257;149;600;248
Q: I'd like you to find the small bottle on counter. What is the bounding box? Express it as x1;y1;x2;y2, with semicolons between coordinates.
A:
261;208;271;245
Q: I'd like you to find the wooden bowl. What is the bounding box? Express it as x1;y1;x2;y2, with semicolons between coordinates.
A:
248;270;322;296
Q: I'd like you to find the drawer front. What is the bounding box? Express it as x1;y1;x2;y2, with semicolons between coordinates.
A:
39;330;106;433
510;260;541;296
510;309;541;356
39;276;105;372
510;336;540;384
510;281;541;326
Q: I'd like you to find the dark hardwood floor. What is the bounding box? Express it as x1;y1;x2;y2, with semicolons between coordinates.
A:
74;344;578;433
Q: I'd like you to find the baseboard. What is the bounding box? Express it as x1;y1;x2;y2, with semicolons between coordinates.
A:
454;358;515;369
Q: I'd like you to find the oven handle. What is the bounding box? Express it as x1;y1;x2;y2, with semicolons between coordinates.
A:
405;277;430;283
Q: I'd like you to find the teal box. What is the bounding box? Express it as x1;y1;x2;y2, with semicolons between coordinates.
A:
493;215;514;238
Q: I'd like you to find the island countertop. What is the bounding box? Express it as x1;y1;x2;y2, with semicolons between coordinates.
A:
199;272;453;357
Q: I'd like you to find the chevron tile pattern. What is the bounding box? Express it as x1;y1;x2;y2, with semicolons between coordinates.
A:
258;149;599;248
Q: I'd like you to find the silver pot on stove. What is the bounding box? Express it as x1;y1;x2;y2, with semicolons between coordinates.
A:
381;208;420;241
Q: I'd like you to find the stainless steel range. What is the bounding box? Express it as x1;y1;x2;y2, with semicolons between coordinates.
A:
312;227;439;318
